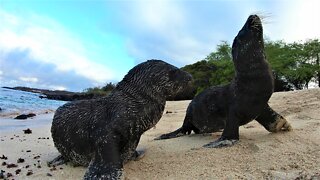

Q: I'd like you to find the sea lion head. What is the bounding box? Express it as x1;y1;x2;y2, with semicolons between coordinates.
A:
117;59;193;100
164;64;194;100
232;14;264;65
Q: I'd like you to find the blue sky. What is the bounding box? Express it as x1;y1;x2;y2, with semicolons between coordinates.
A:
0;0;319;92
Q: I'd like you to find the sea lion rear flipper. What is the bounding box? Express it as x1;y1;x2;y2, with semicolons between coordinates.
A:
154;127;191;140
255;105;293;132
84;143;123;180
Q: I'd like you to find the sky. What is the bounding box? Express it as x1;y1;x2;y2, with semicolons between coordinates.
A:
0;0;319;92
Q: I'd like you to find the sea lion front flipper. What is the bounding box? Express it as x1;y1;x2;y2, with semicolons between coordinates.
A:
129;148;146;161
203;136;238;148
47;155;68;167
204;108;239;148
84;143;123;180
255;104;293;132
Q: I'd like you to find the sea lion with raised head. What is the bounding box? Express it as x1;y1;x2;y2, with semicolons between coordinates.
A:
156;15;292;148
49;60;193;179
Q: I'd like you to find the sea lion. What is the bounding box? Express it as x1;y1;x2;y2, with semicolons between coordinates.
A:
156;15;292;148
49;60;193;179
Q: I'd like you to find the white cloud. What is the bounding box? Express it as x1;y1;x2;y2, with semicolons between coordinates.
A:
265;0;320;42
122;1;218;65
19;77;38;83
129;0;186;35
0;10;115;85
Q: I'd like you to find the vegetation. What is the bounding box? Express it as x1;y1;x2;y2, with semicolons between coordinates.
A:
182;39;320;95
84;82;116;96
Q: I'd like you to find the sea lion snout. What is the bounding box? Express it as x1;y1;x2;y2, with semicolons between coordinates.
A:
165;70;194;100
248;15;261;24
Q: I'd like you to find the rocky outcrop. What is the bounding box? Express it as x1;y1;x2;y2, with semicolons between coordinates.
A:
40;91;98;101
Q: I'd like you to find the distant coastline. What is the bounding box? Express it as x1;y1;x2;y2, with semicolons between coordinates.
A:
2;86;103;101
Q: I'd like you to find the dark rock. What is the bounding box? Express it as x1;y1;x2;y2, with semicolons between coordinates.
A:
36;160;41;168
0;170;4;179
27;113;36;118
33;155;40;159
0;155;7;160
15;169;21;175
7;163;18;168
1;162;6;166
26;170;33;176
47;173;53;176
17;158;25;163
50;167;57;171
23;128;32;134
6;172;13;178
14;114;28;120
14;113;36;120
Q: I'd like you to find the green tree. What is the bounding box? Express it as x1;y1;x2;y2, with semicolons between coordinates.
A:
205;41;232;62
206;41;234;86
182;60;216;94
265;40;319;90
181;41;234;94
302;39;320;87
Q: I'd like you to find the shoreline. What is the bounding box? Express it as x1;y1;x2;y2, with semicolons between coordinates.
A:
0;113;55;132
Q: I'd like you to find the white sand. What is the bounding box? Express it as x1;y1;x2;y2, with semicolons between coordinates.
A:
0;89;319;179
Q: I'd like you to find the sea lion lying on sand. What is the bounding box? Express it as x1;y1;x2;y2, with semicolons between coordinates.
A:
49;60;193;179
156;15;292;148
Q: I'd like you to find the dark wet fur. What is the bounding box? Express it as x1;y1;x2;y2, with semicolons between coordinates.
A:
50;60;193;179
157;15;289;146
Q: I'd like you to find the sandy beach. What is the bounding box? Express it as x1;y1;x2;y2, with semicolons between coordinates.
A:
0;88;319;179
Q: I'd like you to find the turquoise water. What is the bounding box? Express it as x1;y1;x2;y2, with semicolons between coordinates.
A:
0;88;66;131
0;87;66;116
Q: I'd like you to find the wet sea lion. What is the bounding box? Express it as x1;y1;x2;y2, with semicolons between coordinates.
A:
156;15;292;148
49;60;193;179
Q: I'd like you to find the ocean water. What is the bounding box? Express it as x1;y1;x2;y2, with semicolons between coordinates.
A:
0;88;66;130
0;87;66;116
